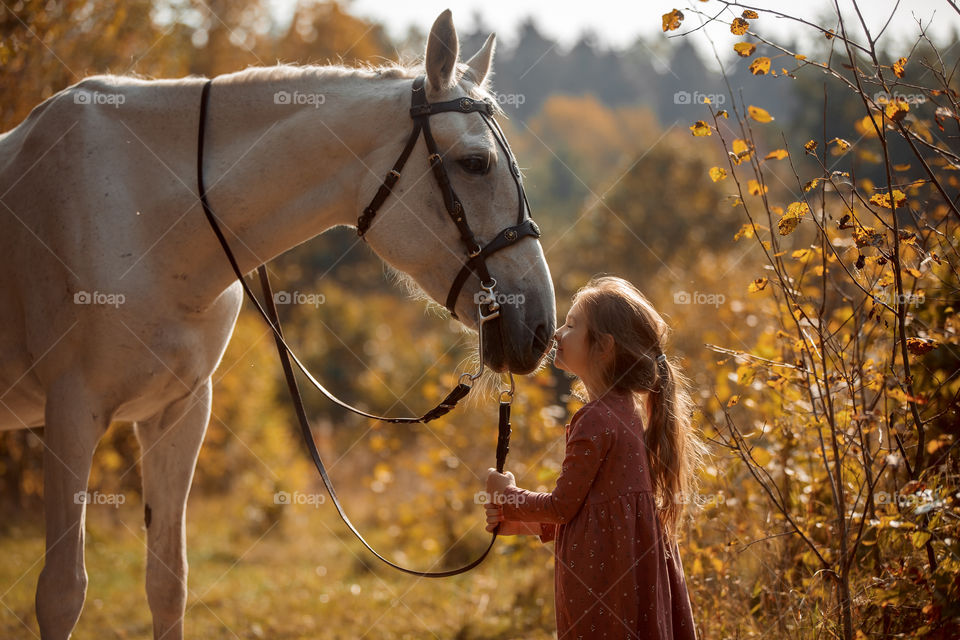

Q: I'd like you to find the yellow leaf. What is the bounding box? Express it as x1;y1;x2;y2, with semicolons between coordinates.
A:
730;138;751;164
787;202;810;218
803;178;821;192
830;137;852;152
791;248;810;259
731;17;750;35
662;9;684;32
912;530;932;548
765;149;789;160
885;100;909;122
742;9;759;19
709;166;727;182
893;56;907;78
795;54;807;61
854;226;883;248
748;179;768;196
752;447;772;467
690;120;712;136
717;109;729;119
727;395;740;407
748;277;768;292
749;57;771;75
906;267;923;278
855;114;882;137
748;105;774;123
869;189;906;209
804;140;818;154
778;201;809;235
734;42;756;57
734;223;756;241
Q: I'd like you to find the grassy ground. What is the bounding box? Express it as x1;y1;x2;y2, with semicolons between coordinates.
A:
0;494;558;639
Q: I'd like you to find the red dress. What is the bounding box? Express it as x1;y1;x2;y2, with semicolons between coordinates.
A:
500;390;697;639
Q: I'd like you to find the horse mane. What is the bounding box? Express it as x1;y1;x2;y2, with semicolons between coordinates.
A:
216;60;503;114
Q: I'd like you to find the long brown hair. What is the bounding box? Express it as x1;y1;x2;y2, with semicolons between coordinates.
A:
568;275;706;543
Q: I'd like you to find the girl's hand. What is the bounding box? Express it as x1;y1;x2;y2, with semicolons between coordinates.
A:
484;469;516;532
484;502;503;532
486;468;516;494
484;508;542;535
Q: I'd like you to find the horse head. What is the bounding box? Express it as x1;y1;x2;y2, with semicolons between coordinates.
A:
359;10;556;375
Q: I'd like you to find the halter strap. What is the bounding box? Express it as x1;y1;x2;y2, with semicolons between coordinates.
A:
356;75;541;320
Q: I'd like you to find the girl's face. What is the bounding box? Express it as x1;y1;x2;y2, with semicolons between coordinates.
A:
553;300;595;381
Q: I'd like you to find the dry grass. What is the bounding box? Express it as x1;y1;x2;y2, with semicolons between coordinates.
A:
0;490;558;639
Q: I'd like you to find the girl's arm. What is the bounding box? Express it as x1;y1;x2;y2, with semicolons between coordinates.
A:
484;504;556;539
490;407;612;525
495;520;543;535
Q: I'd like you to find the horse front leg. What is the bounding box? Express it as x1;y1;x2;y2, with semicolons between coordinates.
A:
35;374;109;639
135;379;211;640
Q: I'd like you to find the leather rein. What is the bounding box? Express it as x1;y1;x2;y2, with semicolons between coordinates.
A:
195;75;539;577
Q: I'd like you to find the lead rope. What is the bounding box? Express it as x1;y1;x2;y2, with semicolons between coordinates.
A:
197;76;510;577
259;266;511;577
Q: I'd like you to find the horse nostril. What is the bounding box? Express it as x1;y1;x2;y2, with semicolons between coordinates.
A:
532;322;553;355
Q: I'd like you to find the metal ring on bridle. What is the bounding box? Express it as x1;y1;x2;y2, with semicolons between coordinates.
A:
499;372;515;403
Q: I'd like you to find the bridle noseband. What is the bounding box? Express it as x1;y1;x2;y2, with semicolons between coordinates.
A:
356;75;540;321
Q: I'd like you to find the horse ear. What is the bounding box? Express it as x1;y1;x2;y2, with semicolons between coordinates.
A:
464;33;496;88
425;9;459;91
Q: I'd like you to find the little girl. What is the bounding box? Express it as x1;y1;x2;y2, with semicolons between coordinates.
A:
485;275;703;639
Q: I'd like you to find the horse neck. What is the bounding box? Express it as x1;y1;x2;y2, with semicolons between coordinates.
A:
188;68;412;306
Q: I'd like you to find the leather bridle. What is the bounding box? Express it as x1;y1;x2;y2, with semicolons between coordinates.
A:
195;75;541;577
356;75;541;321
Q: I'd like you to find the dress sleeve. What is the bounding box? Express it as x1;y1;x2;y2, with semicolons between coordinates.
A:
538;523;557;543
500;405;612;524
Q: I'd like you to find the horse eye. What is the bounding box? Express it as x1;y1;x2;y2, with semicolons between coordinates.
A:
457;155;490;175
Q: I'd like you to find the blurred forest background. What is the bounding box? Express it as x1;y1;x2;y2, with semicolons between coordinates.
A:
1;1;959;638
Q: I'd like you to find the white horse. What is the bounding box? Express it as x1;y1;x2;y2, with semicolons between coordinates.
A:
0;10;555;639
